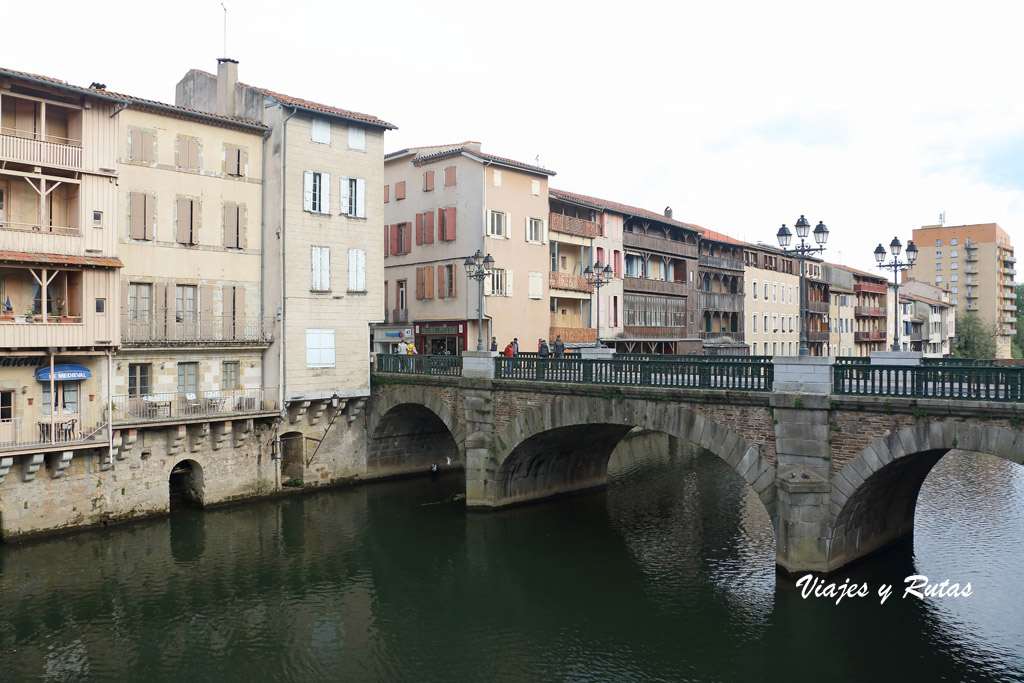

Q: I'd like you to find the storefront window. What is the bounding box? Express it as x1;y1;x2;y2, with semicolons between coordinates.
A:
43;381;79;415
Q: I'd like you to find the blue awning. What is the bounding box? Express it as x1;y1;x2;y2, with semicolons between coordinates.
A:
35;364;92;381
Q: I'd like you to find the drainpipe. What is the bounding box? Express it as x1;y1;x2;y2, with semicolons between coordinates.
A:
258;125;271;409
106;351;113;466
480;160;491;345
275;105;299;491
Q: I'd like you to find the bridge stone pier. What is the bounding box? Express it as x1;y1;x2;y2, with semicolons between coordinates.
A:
367;355;1024;574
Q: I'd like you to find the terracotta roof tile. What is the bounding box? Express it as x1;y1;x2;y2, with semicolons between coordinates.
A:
408;145;555;175
252;85;396;130
0;251;123;268
834;263;889;282
550;188;700;233
689;224;745;246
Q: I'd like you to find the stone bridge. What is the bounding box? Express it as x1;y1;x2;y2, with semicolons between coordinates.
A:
366;356;1024;574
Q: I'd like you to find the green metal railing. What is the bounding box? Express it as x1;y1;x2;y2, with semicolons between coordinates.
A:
377;354;463;376
834;364;1024;401
834;357;870;365
921;357;989;367
494;356;774;390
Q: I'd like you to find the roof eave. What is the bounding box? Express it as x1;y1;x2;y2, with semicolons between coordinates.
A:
272;98;396;130
0;69;124;105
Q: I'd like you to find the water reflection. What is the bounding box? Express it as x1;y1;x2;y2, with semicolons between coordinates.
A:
0;433;1020;682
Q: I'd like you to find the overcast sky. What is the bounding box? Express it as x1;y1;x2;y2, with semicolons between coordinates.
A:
7;0;1022;273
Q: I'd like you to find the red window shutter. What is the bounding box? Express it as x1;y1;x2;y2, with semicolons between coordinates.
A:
416;267;423;299
437;265;445;298
450;266;456;298
437;209;445;241
384;224;390;257
415;213;424;245
390;224;400;255
384;185;389;203
424;211;434;244
424;170;434;191
396;181;406;200
444;165;456;187
445;207;456;240
425;264;434;299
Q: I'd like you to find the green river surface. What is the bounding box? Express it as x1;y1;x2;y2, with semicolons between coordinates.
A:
0;432;1022;682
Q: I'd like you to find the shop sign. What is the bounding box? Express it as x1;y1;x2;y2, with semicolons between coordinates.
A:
0;356;46;368
35;364;93;381
423;326;457;335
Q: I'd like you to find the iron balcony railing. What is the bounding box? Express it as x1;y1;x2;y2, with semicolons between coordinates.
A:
376;353;463;375
110;388;269;422
121;314;274;346
392;308;409;323
834;364;1024;401
0;409;107;453
494;356;773;390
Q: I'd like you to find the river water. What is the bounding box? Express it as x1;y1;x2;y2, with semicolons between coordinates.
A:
0;432;1021;682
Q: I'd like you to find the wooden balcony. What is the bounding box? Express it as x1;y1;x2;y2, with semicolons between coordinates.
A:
854;305;886;317
697;330;744;343
623;231;698;259
0;319;105;350
0;133;82;170
549;213;599;239
121;314;274;347
698;254;744;272
699;291;744;313
806;300;829;314
549;271;593;293
854;281;886;295
805;329;830;342
1;223;85;256
854;330;886;342
623;325;687;339
624;277;689;297
549;326;596;344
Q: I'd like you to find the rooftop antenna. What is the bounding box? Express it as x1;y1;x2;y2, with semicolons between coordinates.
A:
939;211;945;226
221;3;228;59
535;154;540;167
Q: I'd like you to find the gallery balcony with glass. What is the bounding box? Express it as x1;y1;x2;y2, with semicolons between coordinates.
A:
0;93;84;171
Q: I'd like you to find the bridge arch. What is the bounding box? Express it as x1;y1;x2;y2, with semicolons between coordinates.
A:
828;421;1024;568
365;385;464;478
483;396;776;515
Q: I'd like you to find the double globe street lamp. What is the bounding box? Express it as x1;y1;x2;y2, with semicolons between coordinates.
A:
776;215;829;357
464;249;495;352
583;261;614;348
873;237;918;352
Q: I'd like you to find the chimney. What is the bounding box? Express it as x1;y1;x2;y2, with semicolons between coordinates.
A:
216;58;238;117
664;206;673;219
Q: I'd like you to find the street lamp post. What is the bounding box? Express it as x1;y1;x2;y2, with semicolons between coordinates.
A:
583;261;614;348
464;250;495;352
776;215;829;357
874;237;918;352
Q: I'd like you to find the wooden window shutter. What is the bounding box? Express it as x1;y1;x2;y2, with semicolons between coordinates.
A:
239;207;247;248
190;199;199;244
129;192;145;239
356;178;365;218
437;265;445;298
505;269;513;298
348;249;358;291
176;198;189;243
144;195;155;240
415;267;423;299
384;224;390;257
222;285;235;339
224;204;238;248
321;173;331;214
303;171;314;211
444;165;456;187
437;209;445;241
424;210;434;244
200;285;214;328
450;266;456;298
384;185;389;203
445;207;456;241
154;282;168;332
390;224;399;255
234;287;245;339
340;176;351;215
143;133;154;163
239;148;248;177
425;263;434;299
424;170;434;191
415;213;423;245
357;250;366;292
395;181;406;200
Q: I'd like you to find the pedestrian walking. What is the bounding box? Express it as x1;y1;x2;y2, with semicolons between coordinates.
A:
553;335;565;358
503;342;514;357
538;339;550;357
512;338;519;356
491;337;498;352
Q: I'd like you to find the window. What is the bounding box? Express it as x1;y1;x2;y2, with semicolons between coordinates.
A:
951;262;958;270
772;313;778;332
128;192;155;240
128;364;151;397
531;179;540;195
95;298;105;313
311;246;330;291
764;314;769;333
312;118;331;145
415;266;434;300
306;329;336;367
443;165;456;187
423;170;435;192
391;222;411;254
752;342;758;355
348;249;366;292
397;280;407;310
222;361;240;390
493;169;502;187
340;177;366;218
772;283;777;302
952;298;958;305
43;381;78;416
935;239;942;246
935;263;942;270
224;146;247;177
395;181;406;200
488;210;508;238
129;283;152;323
303;171;331;214
772;342;777;355
348;126;365;151
129;129;154;163
763;282;768;299
177;362;198;395
526;217;544;244
752;312;758;332
438;264;456;299
438;207;456;241
489;268;508;296
175;285;197;323
951;238;958;246
936;276;943;283
935;250;942;258
952;286;958;293
177;136;200;171
93;211;103;228
529;271;543;299
789;315;794;332
223;203;245;249
950;250;957;258
753;280;758;299
175;197;198;245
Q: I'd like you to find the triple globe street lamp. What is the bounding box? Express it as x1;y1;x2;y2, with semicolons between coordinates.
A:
776;215;829;357
874;237;918;352
583;261;614;348
464;249;495;352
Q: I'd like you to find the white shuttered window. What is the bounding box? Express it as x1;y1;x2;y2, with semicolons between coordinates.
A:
306;329;335;367
348;126;365;151
312;118;331;145
348;249;366;292
303;171;331;214
340;177;366;218
528;271;542;299
311;246;330;291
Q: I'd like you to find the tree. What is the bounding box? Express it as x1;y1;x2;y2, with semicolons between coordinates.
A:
952;312;996;359
1014;284;1023;358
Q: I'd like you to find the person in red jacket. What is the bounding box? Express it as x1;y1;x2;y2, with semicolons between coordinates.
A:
503;342;514;357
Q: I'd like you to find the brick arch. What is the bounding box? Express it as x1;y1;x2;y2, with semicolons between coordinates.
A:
828;421;1024;569
484;396;775;514
365;385;465;477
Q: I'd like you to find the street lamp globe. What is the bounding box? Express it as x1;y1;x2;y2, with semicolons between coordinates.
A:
463;255;476;276
776;224;792;249
813;221;829;246
795;215;811;239
483;253;495;273
874;244;886;264
889;236;902;257
906;241;919;263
